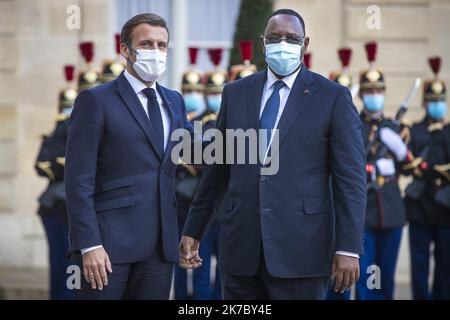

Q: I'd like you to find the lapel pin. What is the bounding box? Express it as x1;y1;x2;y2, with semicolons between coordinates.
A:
304;89;309;95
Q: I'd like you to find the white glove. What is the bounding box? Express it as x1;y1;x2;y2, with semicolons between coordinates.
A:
379;127;407;161
376;158;396;176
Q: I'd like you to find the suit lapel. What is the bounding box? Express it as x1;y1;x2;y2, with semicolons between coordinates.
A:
116;73;163;161
157;83;177;166
276;66;316;147
246;71;267;130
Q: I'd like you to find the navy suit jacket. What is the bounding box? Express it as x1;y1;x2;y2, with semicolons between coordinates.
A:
183;67;367;277
65;72;191;264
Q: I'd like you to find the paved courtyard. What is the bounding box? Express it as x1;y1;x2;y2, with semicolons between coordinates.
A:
0;227;416;300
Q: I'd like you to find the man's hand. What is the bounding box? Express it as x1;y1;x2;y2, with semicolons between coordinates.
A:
331;254;360;293
82;247;112;290
179;235;202;269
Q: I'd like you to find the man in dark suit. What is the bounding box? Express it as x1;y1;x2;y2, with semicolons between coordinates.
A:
179;9;367;300
65;13;191;299
35;64;77;300
405;57;450;299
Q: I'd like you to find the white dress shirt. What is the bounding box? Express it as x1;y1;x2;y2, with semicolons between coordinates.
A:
259;68;359;259
260;67;301;128
123;69;171;151
81;70;171;255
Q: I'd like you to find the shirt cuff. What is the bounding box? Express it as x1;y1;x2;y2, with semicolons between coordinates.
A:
81;245;103;255
335;251;359;258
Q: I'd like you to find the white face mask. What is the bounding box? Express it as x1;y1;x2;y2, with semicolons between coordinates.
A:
131;48;167;82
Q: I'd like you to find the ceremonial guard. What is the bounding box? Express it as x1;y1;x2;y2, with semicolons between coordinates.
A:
181;47;207;121
229;40;257;81
404;56;450;299
330;47;353;89
174;47;207;300
203;48;228;118
78;41;101;91
35;65;77;300
100;34;125;83
355;42;411;300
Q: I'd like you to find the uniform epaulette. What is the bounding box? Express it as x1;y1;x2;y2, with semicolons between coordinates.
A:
401;118;413;127
202;113;217;125
55;113;70;122
56;157;65;166
36;161;55;181
428;122;444;132
434;163;450;182
41;128;54;138
434;163;450;171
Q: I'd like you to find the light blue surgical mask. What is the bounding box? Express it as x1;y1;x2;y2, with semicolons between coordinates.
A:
427;101;448;120
183;92;205;113
265;41;303;76
61;107;73;116
207;95;221;113
363;94;385;112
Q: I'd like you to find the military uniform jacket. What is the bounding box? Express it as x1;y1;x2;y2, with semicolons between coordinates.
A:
405;119;450;226
361;114;407;229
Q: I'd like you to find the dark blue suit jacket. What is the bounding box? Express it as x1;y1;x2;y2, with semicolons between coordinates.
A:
183;67;366;277
65;72;191;264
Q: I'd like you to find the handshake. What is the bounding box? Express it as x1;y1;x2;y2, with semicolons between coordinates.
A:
178;235;203;269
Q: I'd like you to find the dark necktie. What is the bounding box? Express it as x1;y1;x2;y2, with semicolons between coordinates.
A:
259;80;285;147
142;87;164;156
